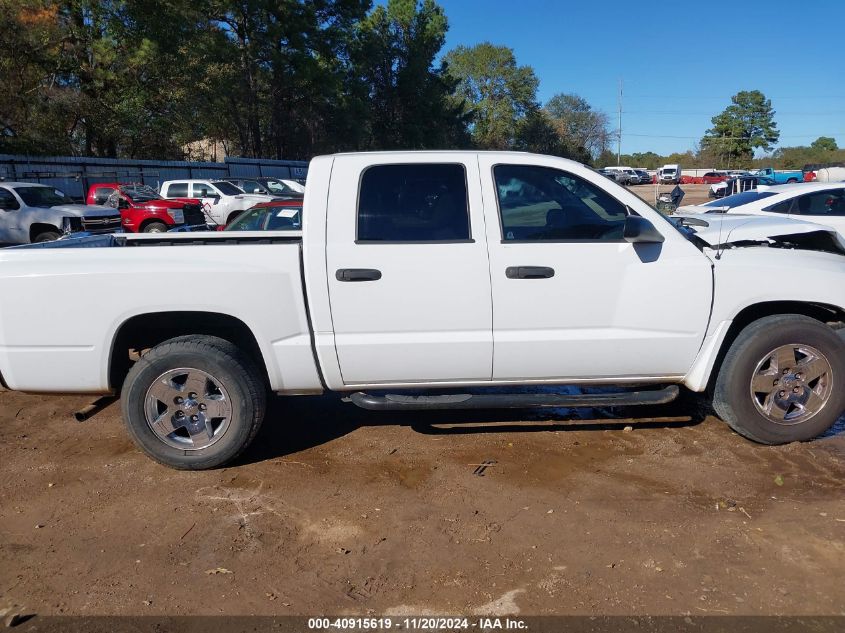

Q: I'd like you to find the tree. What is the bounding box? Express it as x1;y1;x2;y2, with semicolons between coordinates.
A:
543;93;611;160
700;90;779;166
811;136;838;152
444;42;538;149
353;0;469;150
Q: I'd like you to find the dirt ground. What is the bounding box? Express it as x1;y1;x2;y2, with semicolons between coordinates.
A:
1;386;844;619
630;182;712;207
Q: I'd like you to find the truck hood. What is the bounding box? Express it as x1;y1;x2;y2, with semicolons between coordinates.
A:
136;198;200;209
50;204;118;217
675;213;845;254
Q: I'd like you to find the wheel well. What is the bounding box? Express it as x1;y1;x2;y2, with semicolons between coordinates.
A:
30;223;60;241
226;211;243;225
109;311;268;391
138;218;168;231
706;301;845;391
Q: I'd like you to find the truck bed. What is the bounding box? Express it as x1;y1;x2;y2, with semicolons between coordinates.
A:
0;231;319;394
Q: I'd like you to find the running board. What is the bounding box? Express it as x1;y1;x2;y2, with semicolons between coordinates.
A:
348;385;680;411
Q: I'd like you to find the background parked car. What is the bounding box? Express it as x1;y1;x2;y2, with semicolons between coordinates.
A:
702;171;729;184
709;175;777;198
223;199;302;231
87;183;206;233
159;179;274;225
658;164;681;184
0;182;121;244
255;177;305;198
679;182;845;238
634;169;652;185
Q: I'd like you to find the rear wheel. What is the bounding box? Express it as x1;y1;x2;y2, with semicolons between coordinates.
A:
120;335;266;469
142;221;168;233
713;315;845;444
786;178;798;183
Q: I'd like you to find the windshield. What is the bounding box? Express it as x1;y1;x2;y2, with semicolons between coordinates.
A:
663;168;676;174
225;205;302;231
211;181;244;196
262;178;305;195
120;184;162;202
702;190;776;208
14;186;74;207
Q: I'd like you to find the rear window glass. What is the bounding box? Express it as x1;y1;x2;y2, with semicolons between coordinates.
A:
167;183;189;197
357;164;470;242
703;191;776;209
212;181;244;196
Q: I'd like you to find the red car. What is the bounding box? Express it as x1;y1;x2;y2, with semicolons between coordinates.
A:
86;183;207;233
701;171;729;184
217;199;303;231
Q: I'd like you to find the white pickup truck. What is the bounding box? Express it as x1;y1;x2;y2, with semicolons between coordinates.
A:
2;151;845;470
159;179;274;226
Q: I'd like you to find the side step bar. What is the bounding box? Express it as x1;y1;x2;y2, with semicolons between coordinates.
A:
349;385;680;411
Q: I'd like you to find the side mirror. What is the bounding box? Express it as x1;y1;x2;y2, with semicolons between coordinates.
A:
624;215;664;244
117;198;129;209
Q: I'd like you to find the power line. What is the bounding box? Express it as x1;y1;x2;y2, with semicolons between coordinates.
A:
626;132;845;139
623;110;845;116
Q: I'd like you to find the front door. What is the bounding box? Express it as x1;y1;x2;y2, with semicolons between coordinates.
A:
326;154;493;385
478;156;713;382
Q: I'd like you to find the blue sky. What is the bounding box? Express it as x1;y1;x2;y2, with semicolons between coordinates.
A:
433;0;845;155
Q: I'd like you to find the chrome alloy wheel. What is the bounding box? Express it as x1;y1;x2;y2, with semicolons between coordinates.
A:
749;344;833;425
144;368;233;450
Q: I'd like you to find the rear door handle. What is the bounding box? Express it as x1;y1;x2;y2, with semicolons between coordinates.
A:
336;268;382;282
506;266;555;279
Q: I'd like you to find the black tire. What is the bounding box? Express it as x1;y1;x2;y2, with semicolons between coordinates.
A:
33;231;61;243
142;221;168;233
120;335;266;469
713;315;845;444
786;178;798;184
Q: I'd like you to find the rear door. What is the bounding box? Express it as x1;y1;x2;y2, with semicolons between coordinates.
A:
478;155;712;382
325;154;493;385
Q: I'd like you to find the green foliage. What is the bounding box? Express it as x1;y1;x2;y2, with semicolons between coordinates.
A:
444;42;538;149
0;1;613;161
700;90;779;166
810;136;838;152
543;93;611;160
352;0;470;150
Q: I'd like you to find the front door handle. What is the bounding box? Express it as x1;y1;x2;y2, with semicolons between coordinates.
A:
336;268;382;282
506;266;555;279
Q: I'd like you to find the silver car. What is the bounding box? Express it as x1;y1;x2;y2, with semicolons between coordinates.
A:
0;183;121;244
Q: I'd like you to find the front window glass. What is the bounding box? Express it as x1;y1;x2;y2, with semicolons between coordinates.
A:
167;182;189;197
236;180;265;194
13;186;74;207
494;164;627;241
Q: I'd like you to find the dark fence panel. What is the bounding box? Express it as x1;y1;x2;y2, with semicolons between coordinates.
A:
0;154;309;201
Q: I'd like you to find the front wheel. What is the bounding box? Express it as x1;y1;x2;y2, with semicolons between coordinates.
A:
142;221;168;233
713;315;845;444
33;231;61;243
120;335;266;469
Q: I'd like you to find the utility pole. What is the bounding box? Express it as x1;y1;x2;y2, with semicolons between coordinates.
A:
616;78;622;165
